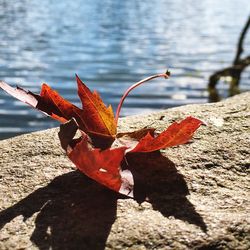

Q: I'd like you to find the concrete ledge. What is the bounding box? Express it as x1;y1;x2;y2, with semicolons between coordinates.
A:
0;92;249;249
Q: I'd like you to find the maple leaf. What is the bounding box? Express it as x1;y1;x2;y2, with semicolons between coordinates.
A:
0;71;204;198
76;75;116;138
129;116;203;153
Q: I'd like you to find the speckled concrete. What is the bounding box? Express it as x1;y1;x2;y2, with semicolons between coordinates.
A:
0;92;249;250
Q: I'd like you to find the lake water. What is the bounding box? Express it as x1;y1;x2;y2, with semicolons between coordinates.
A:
0;0;250;140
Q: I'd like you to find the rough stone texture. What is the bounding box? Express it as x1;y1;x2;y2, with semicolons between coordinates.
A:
0;92;249;250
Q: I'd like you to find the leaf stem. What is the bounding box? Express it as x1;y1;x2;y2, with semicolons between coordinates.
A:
115;71;170;125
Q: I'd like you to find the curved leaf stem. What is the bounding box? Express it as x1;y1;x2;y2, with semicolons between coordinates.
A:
115;71;170;125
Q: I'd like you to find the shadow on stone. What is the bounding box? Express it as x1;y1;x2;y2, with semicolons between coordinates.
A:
0;153;207;249
125;151;207;232
0;171;118;250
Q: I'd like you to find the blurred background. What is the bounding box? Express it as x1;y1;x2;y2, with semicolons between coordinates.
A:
0;0;250;140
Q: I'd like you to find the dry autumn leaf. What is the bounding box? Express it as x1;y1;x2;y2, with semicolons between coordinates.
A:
0;71;203;198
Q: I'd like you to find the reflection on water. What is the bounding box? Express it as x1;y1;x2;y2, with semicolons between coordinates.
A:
0;0;250;139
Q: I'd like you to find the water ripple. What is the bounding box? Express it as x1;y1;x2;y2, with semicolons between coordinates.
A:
0;0;250;139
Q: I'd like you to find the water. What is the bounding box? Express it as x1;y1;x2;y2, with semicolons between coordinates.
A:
0;0;250;140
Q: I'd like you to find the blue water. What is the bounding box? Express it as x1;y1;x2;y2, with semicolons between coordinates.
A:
0;0;250;139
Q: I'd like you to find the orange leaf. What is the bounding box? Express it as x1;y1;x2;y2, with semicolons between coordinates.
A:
39;84;86;127
76;75;116;138
129;116;203;153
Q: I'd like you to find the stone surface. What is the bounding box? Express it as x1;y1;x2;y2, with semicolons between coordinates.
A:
0;92;249;250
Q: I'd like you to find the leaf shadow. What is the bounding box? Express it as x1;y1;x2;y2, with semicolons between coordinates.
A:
0;153;207;250
0;171;119;250
125;151;207;232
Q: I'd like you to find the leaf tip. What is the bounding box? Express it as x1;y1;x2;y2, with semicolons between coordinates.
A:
75;74;83;85
165;69;171;78
75;74;86;88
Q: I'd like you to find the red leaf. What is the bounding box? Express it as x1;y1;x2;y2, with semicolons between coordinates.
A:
0;78;116;142
0;73;204;198
39;84;85;126
0;81;84;126
129;116;203;153
59;119;134;197
63;131;127;193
